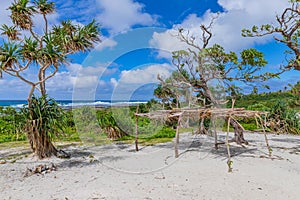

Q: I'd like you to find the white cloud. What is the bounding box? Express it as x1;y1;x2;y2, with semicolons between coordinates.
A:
0;78;30;99
94;37;118;51
77;65;106;77
96;0;157;34
150;0;290;57
118;63;172;85
0;0;14;26
150;29;188;58
46;63;108;98
111;63;173;100
110;78;118;87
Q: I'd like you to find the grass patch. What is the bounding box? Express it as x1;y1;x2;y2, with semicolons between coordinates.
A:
179;127;197;133
55;128;81;142
240;123;258;131
116;127;177;146
79;132;114;146
0;141;29;150
146;127;176;139
0;133;27;143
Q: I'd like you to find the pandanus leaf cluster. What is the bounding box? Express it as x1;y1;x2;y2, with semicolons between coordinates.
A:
0;0;101;98
20;95;66;139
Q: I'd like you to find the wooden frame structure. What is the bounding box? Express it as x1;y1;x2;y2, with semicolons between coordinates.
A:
135;107;271;172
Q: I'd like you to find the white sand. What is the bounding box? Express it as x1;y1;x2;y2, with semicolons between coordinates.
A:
0;132;300;200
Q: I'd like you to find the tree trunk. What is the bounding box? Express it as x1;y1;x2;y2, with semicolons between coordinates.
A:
40;70;46;96
229;118;248;145
27;119;58;159
26;86;58;159
196;117;208;134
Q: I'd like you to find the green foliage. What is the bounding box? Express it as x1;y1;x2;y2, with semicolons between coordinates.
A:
0;42;21;68
0;104;77;144
20;95;66;139
72;106;101;143
97;108;127;139
117;126;176;146
146;127;176;139
234;91;299;109
97;109;117;128
154;84;176;107
240;122;257;131
155;69;195;109
269;100;300;134
240;48;267;67
111;107;135;135
231;83;300;134
0;106;26;143
246;103;271;112
0;134;26;143
73;107;130;140
0;24;21;40
34;0;55;15
55;126;80;142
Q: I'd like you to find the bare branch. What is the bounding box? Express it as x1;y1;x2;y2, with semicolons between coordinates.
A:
43;14;48;35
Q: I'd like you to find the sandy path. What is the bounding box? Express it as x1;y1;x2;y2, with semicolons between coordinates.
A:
0;132;300;200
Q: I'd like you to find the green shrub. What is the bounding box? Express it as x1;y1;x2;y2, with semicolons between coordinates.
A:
0;106;26;143
240;123;257;131
146;127;176;139
247;103;270;112
20;96;66;139
269;100;300;134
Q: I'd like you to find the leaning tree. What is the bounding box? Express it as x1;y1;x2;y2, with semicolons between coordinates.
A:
0;0;101;158
158;17;277;144
242;0;300;71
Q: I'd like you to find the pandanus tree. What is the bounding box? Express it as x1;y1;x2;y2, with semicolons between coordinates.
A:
0;0;101;158
158;18;276;144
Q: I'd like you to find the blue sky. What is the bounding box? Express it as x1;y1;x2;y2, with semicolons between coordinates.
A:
0;0;299;100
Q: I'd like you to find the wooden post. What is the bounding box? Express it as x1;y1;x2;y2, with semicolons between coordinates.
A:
226;116;232;172
262;125;271;157
174;116;182;158
212;117;218;149
226;99;235;172
257;114;272;157
135;107;139;152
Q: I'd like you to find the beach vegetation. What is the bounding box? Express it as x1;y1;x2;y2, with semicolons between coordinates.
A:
0;84;299;147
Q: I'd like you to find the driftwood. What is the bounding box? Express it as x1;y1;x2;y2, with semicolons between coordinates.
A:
136;107;268;119
24;163;57;177
135;107;271;171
